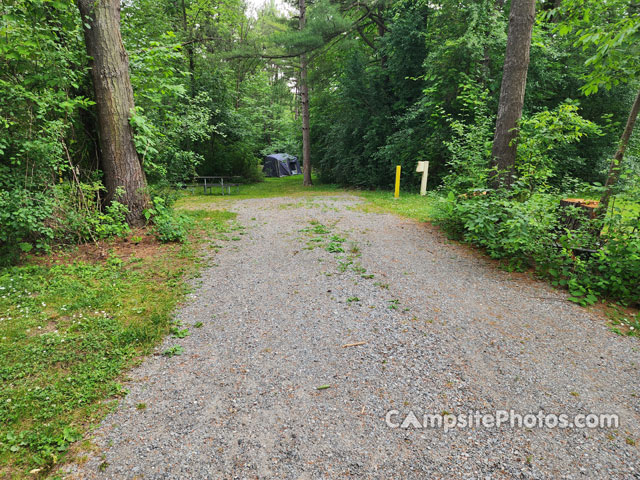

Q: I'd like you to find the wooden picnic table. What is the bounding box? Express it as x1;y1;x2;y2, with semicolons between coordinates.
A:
195;176;241;195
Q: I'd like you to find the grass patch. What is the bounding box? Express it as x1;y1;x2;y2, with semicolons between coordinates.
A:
354;190;437;222
0;209;236;477
176;175;340;209
178;176;437;224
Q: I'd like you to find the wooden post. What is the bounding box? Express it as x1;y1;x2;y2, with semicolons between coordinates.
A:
394;166;401;198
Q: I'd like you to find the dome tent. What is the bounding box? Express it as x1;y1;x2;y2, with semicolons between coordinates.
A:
263;153;302;177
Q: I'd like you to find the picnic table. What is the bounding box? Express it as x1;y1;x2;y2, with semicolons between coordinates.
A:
194;176;241;195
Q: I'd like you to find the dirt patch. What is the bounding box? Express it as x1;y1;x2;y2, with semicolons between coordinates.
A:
28;228;170;266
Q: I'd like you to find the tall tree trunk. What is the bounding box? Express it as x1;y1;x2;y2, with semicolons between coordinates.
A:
490;0;536;189
181;0;196;96
598;88;640;217
77;0;149;226
299;0;313;186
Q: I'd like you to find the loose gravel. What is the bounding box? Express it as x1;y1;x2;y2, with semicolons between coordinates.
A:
68;195;639;479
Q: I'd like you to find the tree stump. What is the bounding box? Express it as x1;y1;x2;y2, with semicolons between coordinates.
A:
559;198;599;231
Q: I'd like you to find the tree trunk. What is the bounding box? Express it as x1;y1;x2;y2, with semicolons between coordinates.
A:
490;0;536;189
181;0;196;96
77;0;149;226
299;0;313;186
598;88;640;216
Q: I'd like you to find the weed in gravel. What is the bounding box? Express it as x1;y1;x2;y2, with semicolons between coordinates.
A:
326;235;346;253
347;297;360;303
337;260;353;272
163;345;184;357
388;299;400;310
304;238;325;250
350;263;367;275
299;221;330;236
170;327;190;338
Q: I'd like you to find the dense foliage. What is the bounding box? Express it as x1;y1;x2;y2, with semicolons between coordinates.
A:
0;0;297;260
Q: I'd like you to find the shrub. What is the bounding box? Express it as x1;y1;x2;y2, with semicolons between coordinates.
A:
0;189;55;251
87;200;131;240
434;190;639;306
145;197;191;243
434;191;560;269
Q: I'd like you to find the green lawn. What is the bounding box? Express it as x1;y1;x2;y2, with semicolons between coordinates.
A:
177;175;340;208
354;190;438;222
0;210;236;478
176;175;438;222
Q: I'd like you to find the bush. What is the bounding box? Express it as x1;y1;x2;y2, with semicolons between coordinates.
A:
565;214;640;305
0;181;136;264
434;190;639;305
0;189;55;251
432;95;639;306
145;197;191;243
87;200;131;240
50;183;130;243
434;191;560;269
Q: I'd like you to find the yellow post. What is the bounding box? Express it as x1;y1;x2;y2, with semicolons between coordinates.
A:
394;165;401;198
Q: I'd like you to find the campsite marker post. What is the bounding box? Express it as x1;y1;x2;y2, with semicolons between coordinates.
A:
394;166;401;199
416;161;429;196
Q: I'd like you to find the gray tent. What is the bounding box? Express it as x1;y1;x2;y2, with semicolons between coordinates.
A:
263;153;302;177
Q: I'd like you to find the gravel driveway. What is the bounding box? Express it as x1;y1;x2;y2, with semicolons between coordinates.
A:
68;195;639;479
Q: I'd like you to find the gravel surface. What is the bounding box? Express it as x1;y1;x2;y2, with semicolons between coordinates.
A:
68;195;640;479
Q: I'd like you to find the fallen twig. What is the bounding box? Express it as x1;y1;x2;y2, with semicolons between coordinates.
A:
342;341;367;348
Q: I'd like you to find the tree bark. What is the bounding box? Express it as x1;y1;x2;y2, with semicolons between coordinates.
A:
181;0;196;97
598;88;640;217
490;0;536;189
299;0;313;186
77;0;149;226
